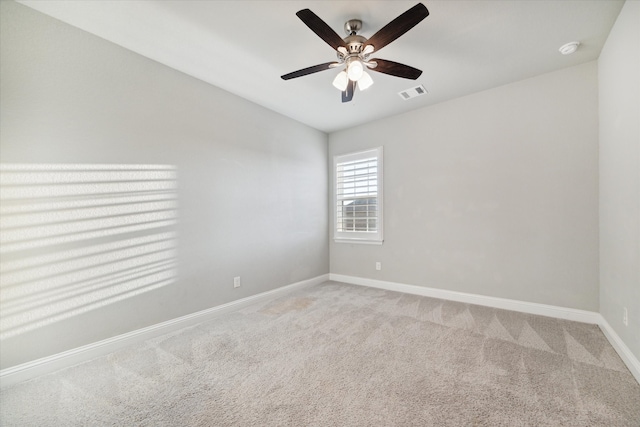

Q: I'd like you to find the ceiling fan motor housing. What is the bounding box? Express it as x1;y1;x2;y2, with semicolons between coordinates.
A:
344;34;367;54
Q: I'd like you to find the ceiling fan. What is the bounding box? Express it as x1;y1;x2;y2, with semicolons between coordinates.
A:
281;3;429;103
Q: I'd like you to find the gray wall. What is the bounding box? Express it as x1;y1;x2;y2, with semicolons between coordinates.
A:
599;0;640;360
0;2;328;369
330;62;600;311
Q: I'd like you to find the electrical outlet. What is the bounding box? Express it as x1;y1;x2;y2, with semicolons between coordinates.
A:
234;276;241;288
375;262;381;271
623;307;628;326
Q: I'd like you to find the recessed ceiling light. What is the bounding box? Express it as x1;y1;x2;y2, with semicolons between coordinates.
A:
559;41;580;55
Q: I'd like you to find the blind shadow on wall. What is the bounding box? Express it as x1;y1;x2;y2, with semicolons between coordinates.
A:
0;164;178;340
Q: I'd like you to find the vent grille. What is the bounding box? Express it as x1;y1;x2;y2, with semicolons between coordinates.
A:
398;84;428;100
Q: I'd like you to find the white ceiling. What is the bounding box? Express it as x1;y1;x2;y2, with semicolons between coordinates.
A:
18;0;624;133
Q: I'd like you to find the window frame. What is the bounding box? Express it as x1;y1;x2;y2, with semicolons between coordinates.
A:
333;147;384;245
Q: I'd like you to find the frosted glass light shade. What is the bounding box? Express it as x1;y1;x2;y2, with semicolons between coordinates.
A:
358;71;373;90
332;71;348;91
347;60;364;81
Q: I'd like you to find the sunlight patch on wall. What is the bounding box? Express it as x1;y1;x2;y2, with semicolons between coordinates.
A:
0;164;178;340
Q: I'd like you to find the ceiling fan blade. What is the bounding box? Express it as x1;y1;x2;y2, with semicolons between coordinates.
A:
342;79;356;103
281;62;340;80
296;9;346;51
368;59;422;80
365;3;429;53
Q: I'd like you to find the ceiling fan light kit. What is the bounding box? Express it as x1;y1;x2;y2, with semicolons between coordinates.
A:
281;3;429;103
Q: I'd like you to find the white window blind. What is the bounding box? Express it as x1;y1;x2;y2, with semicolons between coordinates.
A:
334;147;383;244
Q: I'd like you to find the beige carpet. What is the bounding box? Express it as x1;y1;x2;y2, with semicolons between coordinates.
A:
1;281;639;426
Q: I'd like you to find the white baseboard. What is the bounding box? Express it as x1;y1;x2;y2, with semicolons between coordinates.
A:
597;316;640;384
330;274;600;323
0;274;329;388
329;274;639;384
4;273;638;389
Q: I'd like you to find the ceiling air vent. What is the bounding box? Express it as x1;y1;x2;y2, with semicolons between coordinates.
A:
398;84;427;100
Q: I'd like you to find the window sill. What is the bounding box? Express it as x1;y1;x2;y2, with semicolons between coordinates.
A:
334;238;383;245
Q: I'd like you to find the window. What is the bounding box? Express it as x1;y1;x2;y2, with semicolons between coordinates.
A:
334;147;383;244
